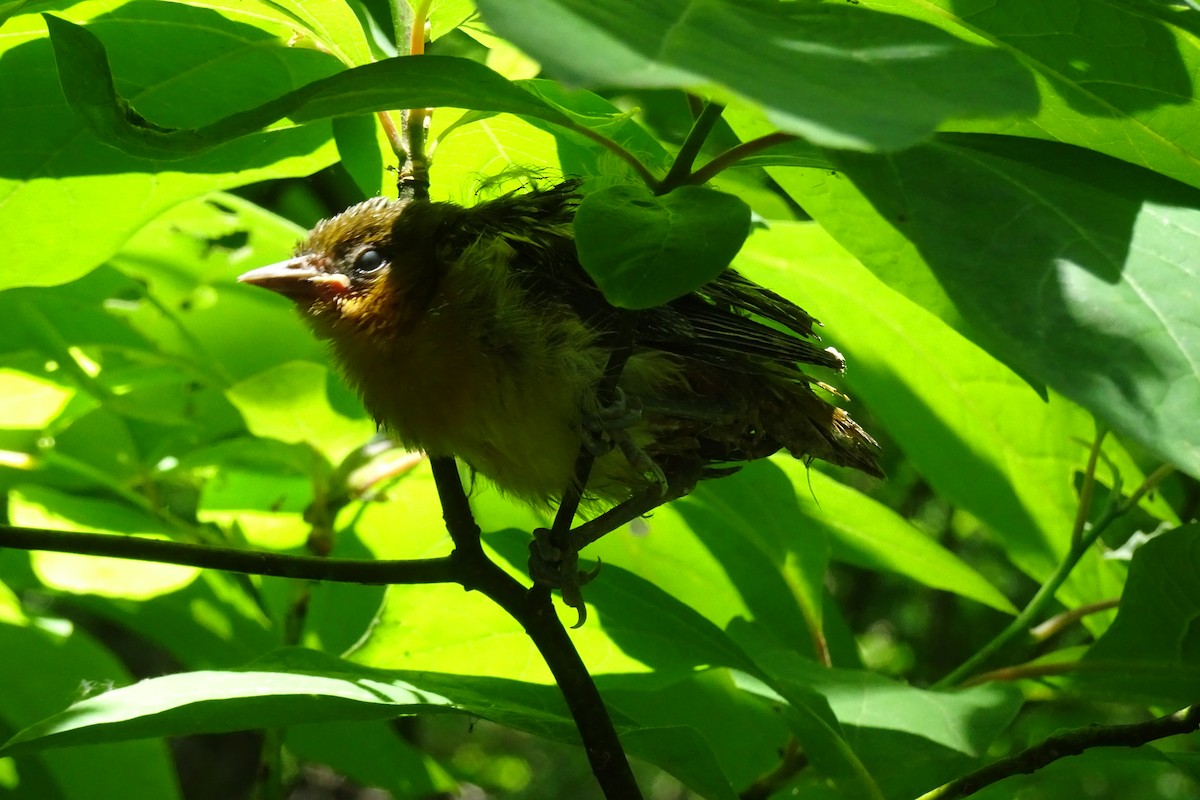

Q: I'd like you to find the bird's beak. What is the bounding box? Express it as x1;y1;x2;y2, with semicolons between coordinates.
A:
237;256;350;300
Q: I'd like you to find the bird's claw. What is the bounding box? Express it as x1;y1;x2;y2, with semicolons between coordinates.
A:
582;388;644;456
530;528;601;628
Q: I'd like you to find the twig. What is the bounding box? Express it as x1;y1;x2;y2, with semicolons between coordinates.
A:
0;525;455;584
427;458;644;800
377;111;405;161
959;659;1081;688
1030;599;1120;643
917;705;1200;800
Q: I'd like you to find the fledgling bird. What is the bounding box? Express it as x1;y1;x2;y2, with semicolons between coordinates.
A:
238;182;881;508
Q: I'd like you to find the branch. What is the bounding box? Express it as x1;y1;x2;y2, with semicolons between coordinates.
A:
2;491;645;799
427;457;644;800
0;524;455;584
1030;599;1120;643
918;706;1200;800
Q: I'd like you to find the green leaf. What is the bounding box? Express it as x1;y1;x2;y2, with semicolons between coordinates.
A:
477;0;1037;151
1075;524;1200;707
62;570;275;671
107;193;326;383
675;460;830;659
0;369;74;429
259;0;376;67
831;134;1200;481
734;670;884;800
731;621;1023;797
225;361;375;464
774;462;1018;615
517;79;674;178
286;721;453;797
0;649;566;755
735;221;1123;609
0;617;180;799
42;14;569;160
870;0;1200;191
10;485;199;599
0;647;734;800
0;4;340;290
197;468;312;550
428;113;560;203
605;670;788;792
357;518;757;686
619;726;739;800
574;184;751;308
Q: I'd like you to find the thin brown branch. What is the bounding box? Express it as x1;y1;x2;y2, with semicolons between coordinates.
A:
918;706;1200;800
959;660;1082;688
426;457;644;800
0;524;454;584
1030;599;1120;643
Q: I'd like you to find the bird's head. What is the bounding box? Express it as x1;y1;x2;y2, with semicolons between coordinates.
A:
238;196;446;341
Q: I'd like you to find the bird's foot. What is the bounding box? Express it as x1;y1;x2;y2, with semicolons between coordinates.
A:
581;387;643;456
582;389;668;491
530;528;601;628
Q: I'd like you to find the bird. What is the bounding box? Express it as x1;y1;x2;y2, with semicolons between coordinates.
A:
237;181;881;510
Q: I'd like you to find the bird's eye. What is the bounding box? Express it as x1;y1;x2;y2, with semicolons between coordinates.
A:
353;248;385;274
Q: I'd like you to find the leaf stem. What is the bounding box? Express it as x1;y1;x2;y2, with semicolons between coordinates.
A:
1029;598;1119;643
933;461;1174;689
377;110;405;161
661;101;725;192
1070;422;1107;550
688;131;797;186
565;121;660;189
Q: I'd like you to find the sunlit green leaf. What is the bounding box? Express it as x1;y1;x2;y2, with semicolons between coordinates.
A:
11;485;199;599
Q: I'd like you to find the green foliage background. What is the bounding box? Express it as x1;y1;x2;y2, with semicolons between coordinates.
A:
0;0;1198;798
